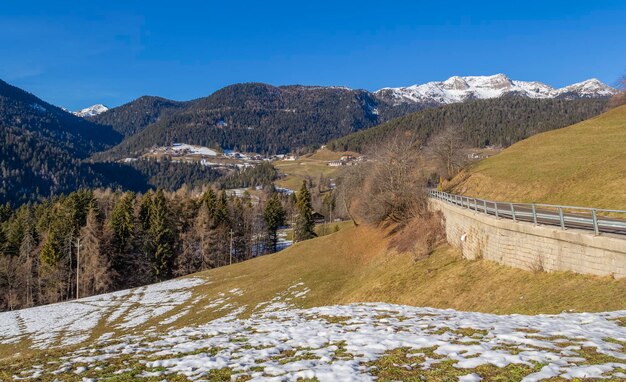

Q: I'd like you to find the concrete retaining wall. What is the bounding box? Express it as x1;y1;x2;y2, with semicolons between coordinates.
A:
430;199;626;278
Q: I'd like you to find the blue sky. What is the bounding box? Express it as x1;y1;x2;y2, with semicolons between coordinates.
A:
1;0;625;110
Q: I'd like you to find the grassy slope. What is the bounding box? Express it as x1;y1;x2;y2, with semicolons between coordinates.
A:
181;225;626;318
449;105;626;209
274;149;358;190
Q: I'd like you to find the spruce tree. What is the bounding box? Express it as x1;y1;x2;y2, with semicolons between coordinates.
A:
264;193;285;253
138;190;154;231
109;192;135;252
230;198;247;261
202;189;217;218
40;233;60;266
294;181;316;242
214;191;230;227
213;191;230;266
194;202;212;269
147;189;175;282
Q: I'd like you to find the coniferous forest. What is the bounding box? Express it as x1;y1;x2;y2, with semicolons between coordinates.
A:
0;186;317;311
329;98;608;152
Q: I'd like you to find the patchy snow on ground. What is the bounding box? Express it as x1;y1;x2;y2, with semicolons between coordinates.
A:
2;277;626;381
276;229;293;251
0;277;206;349
10;303;626;380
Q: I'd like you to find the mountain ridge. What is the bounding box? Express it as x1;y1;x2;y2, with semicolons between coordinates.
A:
374;74;617;105
86;74;616;155
90;82;426;158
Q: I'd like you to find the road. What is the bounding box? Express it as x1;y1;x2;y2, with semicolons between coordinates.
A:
431;192;626;236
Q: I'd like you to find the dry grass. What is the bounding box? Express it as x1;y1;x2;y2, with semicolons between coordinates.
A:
448;105;626;209
387;212;445;258
171;225;626;316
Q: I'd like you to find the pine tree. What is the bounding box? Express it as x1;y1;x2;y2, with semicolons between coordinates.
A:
214;191;230;227
147;189;175;282
294;181;316;242
202;189;217;218
109;192;135;252
264;193;286;253
138;190;154;231
230;198;248;262
40;233;60;266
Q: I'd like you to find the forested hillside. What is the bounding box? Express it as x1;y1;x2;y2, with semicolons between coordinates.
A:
0;79;262;204
89;96;186;136
328;98;608;152
92;83;426;159
0;79;125;204
0;79;122;155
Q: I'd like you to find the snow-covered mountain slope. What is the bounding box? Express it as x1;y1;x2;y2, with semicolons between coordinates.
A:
73;103;109;117
375;74;618;105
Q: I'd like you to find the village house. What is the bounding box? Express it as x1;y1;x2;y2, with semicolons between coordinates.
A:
311;212;325;224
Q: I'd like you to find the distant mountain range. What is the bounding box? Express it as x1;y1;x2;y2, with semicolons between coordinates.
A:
88;75;615;159
89;83;426;158
0;74;617;203
374;74;617;105
77;74;616;121
73;104;109;117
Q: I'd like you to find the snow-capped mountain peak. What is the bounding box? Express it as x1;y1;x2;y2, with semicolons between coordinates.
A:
73;104;109;117
556;78;617;99
375;74;617;105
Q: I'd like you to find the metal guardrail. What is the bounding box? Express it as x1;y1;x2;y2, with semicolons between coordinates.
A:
429;190;626;236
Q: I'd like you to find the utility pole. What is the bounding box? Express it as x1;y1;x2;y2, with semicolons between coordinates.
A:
229;229;234;265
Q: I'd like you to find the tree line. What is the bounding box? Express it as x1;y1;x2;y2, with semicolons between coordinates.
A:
0;183;320;311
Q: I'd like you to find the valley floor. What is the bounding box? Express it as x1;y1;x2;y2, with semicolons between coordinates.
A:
1;225;626;381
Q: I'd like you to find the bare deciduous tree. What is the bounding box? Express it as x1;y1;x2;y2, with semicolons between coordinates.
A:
336;164;368;226
428;125;467;178
361;134;427;225
608;76;626;109
337;133;429;227
79;207;111;297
